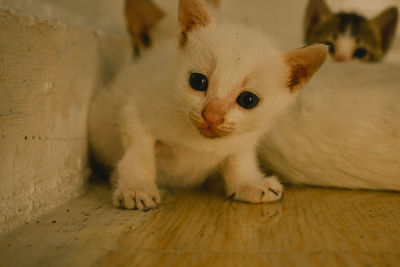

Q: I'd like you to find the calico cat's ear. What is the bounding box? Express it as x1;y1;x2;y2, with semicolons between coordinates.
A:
283;44;328;92
370;7;398;54
178;0;212;48
304;0;332;41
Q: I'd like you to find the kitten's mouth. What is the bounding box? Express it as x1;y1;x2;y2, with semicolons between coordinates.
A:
199;125;225;139
196;122;234;139
188;111;234;139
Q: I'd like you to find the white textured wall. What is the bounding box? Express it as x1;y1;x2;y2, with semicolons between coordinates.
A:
0;0;126;35
0;5;130;233
0;7;98;233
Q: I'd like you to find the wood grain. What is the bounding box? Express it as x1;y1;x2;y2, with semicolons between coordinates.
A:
1;183;399;266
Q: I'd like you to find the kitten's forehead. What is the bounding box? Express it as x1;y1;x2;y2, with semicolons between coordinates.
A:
213;23;278;64
336;13;378;45
336;13;367;35
314;13;378;46
185;23;281;95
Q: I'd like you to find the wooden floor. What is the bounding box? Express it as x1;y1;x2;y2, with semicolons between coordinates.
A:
1;180;400;267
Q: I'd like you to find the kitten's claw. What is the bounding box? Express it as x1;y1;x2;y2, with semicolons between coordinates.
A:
228;176;283;203
113;184;161;210
268;188;279;196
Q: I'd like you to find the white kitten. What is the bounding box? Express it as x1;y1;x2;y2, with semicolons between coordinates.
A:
259;62;400;191
88;0;327;210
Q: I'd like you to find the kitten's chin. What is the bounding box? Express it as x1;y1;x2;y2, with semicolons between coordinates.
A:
199;128;227;139
197;125;233;139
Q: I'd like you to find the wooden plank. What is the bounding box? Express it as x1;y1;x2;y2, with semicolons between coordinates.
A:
1;184;399;266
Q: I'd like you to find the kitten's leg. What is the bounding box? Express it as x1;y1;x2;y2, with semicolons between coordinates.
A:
223;149;283;203
112;111;160;210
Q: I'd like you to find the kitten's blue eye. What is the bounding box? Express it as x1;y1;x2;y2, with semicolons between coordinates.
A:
324;42;335;55
353;48;367;59
236;91;259;110
189;73;208;91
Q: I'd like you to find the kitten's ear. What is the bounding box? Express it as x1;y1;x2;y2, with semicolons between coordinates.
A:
125;0;165;57
283;44;328;92
304;0;332;42
178;0;212;48
370;7;398;54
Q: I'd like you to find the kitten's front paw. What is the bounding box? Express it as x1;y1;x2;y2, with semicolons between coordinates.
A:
113;184;161;210
228;176;283;203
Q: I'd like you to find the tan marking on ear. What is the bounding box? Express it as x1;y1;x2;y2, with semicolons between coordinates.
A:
284;44;328;92
179;0;212;48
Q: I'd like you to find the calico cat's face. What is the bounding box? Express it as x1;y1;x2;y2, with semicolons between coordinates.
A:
174;0;327;140
304;0;398;62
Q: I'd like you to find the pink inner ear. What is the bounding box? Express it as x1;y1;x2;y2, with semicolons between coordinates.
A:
286;62;312;91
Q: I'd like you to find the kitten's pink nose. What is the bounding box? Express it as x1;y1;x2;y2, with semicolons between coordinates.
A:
202;99;226;126
202;110;225;126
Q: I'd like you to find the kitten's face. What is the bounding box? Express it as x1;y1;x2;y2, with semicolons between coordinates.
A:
174;0;327;141
309;13;381;62
304;0;398;62
176;24;289;139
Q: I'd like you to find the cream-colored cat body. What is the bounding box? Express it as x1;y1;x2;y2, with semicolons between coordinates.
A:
89;0;327;210
259;63;400;191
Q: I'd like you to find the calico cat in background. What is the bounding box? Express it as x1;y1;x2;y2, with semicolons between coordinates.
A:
304;0;398;62
89;0;327;210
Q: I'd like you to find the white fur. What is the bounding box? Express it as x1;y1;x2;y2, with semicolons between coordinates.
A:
334;27;356;61
259;62;400;191
88;2;299;210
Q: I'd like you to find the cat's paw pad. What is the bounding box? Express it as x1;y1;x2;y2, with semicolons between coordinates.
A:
113;184;161;211
228;176;283;203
